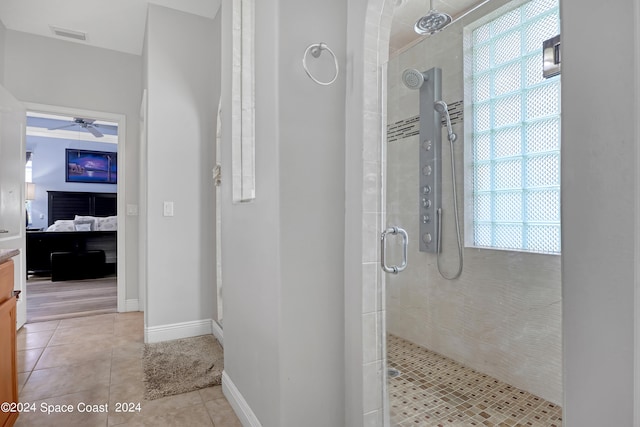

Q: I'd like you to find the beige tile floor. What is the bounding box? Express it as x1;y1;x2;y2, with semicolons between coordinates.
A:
13;312;242;427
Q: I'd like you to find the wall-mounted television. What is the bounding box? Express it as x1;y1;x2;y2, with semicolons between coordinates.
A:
66;149;117;184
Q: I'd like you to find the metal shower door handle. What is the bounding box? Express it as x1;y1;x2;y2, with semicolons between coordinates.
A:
381;226;408;274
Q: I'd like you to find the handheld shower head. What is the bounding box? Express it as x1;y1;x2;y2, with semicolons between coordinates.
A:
435;100;457;142
434;100;448;114
402;68;429;90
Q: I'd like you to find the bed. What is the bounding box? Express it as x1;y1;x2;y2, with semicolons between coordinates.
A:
26;191;117;280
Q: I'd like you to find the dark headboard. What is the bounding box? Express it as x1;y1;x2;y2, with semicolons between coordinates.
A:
48;191;117;226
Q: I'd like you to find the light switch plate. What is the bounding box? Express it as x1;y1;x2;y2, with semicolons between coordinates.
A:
126;204;138;216
163;201;174;217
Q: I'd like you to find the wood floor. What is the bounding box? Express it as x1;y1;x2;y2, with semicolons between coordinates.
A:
26;276;117;323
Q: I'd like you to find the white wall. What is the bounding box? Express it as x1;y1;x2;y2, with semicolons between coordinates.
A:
562;0;636;425
220;2;282;424
277;0;346;424
143;5;219;334
3;30;142;301
0;20;6;85
344;0;367;422
220;0;347;425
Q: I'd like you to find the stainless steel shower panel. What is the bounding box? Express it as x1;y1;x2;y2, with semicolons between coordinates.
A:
419;67;442;252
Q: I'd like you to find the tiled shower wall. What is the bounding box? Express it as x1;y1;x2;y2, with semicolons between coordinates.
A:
384;0;562;405
360;1;394;425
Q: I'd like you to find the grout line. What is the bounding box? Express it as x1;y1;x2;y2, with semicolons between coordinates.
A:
387;334;563;426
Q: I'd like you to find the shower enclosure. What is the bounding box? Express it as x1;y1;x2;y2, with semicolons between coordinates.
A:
383;0;562;425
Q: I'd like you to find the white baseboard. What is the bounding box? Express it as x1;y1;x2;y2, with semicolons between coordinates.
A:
124;299;139;312
211;319;223;346
222;371;262;427
144;319;213;343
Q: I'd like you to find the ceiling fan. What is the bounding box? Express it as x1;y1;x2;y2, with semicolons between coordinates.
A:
48;117;104;138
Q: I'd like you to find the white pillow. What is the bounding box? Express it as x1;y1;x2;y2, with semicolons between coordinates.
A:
73;221;93;231
46;220;75;232
97;216;117;231
74;215;98;230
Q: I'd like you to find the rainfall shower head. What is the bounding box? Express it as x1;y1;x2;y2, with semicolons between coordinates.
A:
402;68;428;89
415;0;452;35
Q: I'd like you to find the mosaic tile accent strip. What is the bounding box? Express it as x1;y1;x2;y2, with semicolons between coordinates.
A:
447;100;463;127
387;101;464;142
388;334;562;427
388;115;420;142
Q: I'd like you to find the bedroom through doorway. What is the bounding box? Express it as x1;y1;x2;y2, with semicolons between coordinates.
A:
23;105;127;323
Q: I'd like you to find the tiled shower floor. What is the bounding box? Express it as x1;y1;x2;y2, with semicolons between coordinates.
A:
388;335;562;427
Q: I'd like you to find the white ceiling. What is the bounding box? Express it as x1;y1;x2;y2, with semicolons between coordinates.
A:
390;0;486;55
0;0;221;56
0;0;484;59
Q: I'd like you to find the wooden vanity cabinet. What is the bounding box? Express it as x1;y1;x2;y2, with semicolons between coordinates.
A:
0;259;18;427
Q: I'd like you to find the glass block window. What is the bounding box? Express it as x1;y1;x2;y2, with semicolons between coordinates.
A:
468;0;560;253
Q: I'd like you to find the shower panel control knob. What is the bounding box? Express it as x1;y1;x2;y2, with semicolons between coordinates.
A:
422;215;430;224
422;165;432;176
422;198;431;208
423;140;432;151
422;233;432;244
422;186;431;194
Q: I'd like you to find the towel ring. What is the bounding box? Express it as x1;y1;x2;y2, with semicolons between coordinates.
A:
302;42;339;86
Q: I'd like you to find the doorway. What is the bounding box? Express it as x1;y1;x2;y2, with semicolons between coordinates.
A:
343;0;569;424
383;0;562;424
23;103;127;322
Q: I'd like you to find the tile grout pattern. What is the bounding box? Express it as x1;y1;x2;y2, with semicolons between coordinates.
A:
388;335;562;427
14;312;241;427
